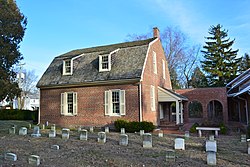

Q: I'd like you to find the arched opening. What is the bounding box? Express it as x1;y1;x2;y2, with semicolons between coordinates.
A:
188;101;203;118
207;100;223;121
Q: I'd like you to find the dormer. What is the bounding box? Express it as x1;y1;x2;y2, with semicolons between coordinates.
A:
63;59;73;75
99;49;119;72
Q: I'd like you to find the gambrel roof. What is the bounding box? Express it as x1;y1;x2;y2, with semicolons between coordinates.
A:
37;38;156;88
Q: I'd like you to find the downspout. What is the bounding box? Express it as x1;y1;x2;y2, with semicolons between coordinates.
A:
139;82;142;122
38;88;41;125
238;96;249;125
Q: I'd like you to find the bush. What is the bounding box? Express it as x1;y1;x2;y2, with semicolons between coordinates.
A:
219;122;227;135
0;109;38;123
114;120;155;133
190;122;199;133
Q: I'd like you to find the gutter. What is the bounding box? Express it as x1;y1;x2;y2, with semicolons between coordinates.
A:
139;82;142;122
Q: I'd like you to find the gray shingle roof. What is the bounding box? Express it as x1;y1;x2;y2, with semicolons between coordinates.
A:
37;38;156;88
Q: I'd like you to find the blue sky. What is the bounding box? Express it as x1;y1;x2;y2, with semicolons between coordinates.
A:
16;0;250;78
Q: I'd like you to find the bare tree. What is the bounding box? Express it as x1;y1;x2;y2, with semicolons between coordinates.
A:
126;26;200;89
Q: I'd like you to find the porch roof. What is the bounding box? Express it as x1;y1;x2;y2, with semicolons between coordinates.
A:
158;87;188;102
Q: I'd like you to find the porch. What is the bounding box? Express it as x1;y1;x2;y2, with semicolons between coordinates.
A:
158;87;188;126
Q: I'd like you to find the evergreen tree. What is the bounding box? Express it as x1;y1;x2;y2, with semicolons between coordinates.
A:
201;24;241;87
240;53;250;72
189;67;208;88
0;0;27;101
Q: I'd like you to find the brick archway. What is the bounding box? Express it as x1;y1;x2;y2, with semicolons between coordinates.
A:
207;100;223;122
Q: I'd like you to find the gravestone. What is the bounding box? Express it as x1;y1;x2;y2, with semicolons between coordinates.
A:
45;121;49;127
51;145;60;150
31;126;41;137
89;126;94;133
28;124;32;129
28;155;40;166
241;134;246;142
206;140;217;152
247;139;250;154
174;138;185;150
98;132;106;143
105;127;109;133
19;127;27;135
9;126;15;134
207;151;216;165
121;128;125;134
78;126;82;132
185;131;190;138
4;153;17;161
158;130;163;137
165;150;175;162
62;128;70;140
49;129;56;138
41;124;45;130
119;134;128;146
80;129;88;141
51;124;56;131
209;135;215;141
140;130;144;136
142;133;152;148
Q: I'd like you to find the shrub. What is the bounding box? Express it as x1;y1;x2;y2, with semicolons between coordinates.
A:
190;122;199;133
114;120;155;133
0;109;38;123
219;122;227;135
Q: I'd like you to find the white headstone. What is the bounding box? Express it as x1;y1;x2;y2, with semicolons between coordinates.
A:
206;140;217;152
4;153;17;161
241;134;246;142
62;128;70;140
31;126;41;137
105;127;109;133
143;133;152;148
185;131;190;138
121;128;125;134
207;151;216;165
41;124;45;130
49;129;56;138
158;130;163;137
119;134;128;146
9;126;15;134
166;150;175;162
51;145;60;150
28;155;40;166
98;132;106;143
174;138;185;150
209;135;215;141
80;129;88;141
89;126;94;133
28;124;32;129
19;127;27;135
51;124;56;131
140;130;144;136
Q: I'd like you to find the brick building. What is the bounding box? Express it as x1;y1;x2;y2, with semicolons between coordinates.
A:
37;28;188;128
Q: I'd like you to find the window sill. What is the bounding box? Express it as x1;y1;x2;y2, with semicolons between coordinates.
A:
61;114;77;116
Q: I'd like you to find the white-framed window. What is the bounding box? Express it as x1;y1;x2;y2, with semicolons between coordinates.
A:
153;51;157;74
150;85;155;111
63;59;73;75
99;54;111;72
162;59;166;79
61;92;77;116
104;90;125;116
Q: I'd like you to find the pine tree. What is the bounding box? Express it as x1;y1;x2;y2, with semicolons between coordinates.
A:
0;0;27;101
201;24;241;87
240;53;250;72
189;67;208;88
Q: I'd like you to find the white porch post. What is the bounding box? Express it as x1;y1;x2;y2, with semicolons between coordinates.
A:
176;101;180;125
180;102;183;124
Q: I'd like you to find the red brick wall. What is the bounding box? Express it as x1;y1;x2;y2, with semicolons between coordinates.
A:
141;39;172;125
40;84;139;127
176;87;228;124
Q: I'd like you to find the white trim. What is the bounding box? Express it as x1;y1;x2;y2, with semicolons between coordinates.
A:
99;48;120;72
157;87;186;101
140;38;158;82
61;92;77;116
150;85;156;111
153;51;157;74
139;83;142;122
226;68;250;87
162;59;166;79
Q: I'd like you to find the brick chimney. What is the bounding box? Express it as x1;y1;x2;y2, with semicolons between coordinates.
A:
153;27;160;38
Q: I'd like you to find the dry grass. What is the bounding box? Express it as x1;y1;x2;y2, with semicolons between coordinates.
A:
0;121;249;167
